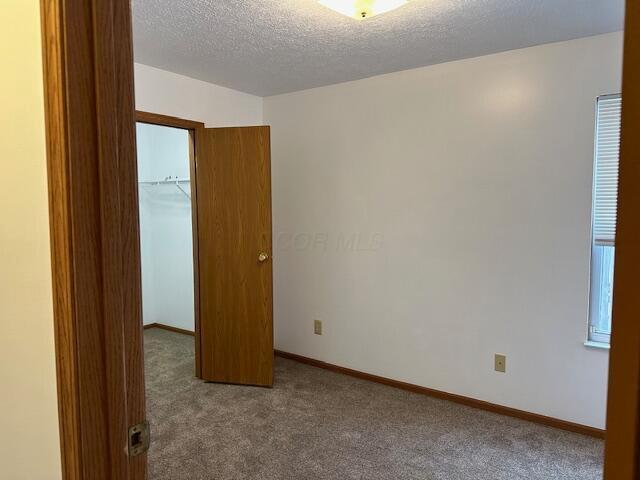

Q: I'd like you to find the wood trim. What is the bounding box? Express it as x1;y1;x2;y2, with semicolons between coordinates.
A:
275;350;605;439
116;3;147;479
134;110;204;378
603;2;640;478
144;323;195;337
40;2;81;477
136;110;205;130
40;1;144;478
189;129;203;377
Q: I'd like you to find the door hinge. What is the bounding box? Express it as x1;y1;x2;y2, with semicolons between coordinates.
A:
128;421;150;457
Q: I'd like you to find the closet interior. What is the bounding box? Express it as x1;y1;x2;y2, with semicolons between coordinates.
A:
136;122;195;335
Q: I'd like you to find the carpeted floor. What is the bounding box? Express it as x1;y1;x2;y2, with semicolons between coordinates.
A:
144;328;603;480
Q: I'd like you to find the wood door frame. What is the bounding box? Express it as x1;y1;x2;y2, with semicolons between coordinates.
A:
40;0;145;479
603;3;640;478
41;0;640;479
135;110;205;377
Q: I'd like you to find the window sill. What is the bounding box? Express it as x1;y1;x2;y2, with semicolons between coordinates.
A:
584;340;610;350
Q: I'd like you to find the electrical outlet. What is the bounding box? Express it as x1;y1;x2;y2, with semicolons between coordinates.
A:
314;320;322;335
494;354;506;373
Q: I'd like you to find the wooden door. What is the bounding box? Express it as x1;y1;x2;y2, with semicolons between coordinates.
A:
196;126;273;387
603;2;640;478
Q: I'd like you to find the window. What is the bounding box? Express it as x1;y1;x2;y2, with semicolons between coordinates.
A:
588;94;622;345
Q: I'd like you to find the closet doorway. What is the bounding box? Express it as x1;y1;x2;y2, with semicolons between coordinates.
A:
136;112;202;374
135;112;274;386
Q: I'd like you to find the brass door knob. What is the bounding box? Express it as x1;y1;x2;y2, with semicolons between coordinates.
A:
258;252;269;263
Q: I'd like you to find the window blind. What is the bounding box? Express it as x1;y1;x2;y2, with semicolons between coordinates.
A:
593;95;622;246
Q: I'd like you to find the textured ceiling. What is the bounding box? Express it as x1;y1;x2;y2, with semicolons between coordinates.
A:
131;0;624;96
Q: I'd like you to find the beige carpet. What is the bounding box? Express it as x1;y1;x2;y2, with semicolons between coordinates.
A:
144;328;603;480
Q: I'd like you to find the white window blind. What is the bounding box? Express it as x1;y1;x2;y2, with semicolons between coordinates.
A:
592;95;622;246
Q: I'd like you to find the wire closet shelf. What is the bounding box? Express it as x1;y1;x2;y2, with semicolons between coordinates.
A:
138;176;191;199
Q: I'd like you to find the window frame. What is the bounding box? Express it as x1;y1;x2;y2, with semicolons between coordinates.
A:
587;93;622;347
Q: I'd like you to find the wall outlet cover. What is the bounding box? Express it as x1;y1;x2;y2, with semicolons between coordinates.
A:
314;320;322;335
495;354;506;373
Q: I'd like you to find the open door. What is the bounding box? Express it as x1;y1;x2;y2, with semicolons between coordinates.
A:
603;3;640;478
196;126;274;387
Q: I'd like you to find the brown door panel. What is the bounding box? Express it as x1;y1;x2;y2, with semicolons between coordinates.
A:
196;126;273;387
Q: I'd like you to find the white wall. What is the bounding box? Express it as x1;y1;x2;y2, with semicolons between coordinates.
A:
137;123;195;331
264;32;623;429
134;63;263;127
0;1;61;478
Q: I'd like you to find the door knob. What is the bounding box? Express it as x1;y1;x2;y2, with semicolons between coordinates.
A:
258;252;269;263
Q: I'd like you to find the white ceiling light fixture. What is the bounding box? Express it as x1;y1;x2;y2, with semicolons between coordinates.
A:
318;0;409;20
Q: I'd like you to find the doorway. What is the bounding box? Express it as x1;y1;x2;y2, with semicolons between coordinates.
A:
134;112;274;475
137;122;196;336
135;112;203;377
